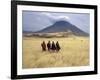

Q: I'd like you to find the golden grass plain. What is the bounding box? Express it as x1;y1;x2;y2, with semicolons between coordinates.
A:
22;36;89;69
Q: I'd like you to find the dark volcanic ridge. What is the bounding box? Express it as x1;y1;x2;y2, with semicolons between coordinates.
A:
36;20;89;36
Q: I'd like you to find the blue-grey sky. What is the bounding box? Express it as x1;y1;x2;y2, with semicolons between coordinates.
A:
22;10;90;33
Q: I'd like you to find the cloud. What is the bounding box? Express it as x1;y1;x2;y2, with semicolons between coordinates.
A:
41;12;70;21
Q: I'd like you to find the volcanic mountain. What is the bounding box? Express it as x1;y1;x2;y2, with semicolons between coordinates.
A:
37;20;89;36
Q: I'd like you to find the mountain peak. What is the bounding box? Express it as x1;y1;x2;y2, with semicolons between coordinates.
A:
54;20;70;25
56;20;68;23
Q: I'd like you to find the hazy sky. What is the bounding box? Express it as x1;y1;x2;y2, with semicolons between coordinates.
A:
22;10;90;33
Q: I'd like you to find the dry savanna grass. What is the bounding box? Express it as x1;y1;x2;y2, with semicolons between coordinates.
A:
22;36;89;69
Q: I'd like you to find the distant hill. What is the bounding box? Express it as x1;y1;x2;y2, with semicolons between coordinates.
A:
36;20;89;36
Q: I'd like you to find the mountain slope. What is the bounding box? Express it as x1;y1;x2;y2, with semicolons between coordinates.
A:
37;20;89;36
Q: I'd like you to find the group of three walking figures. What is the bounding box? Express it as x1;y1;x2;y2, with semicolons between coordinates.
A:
41;41;61;52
